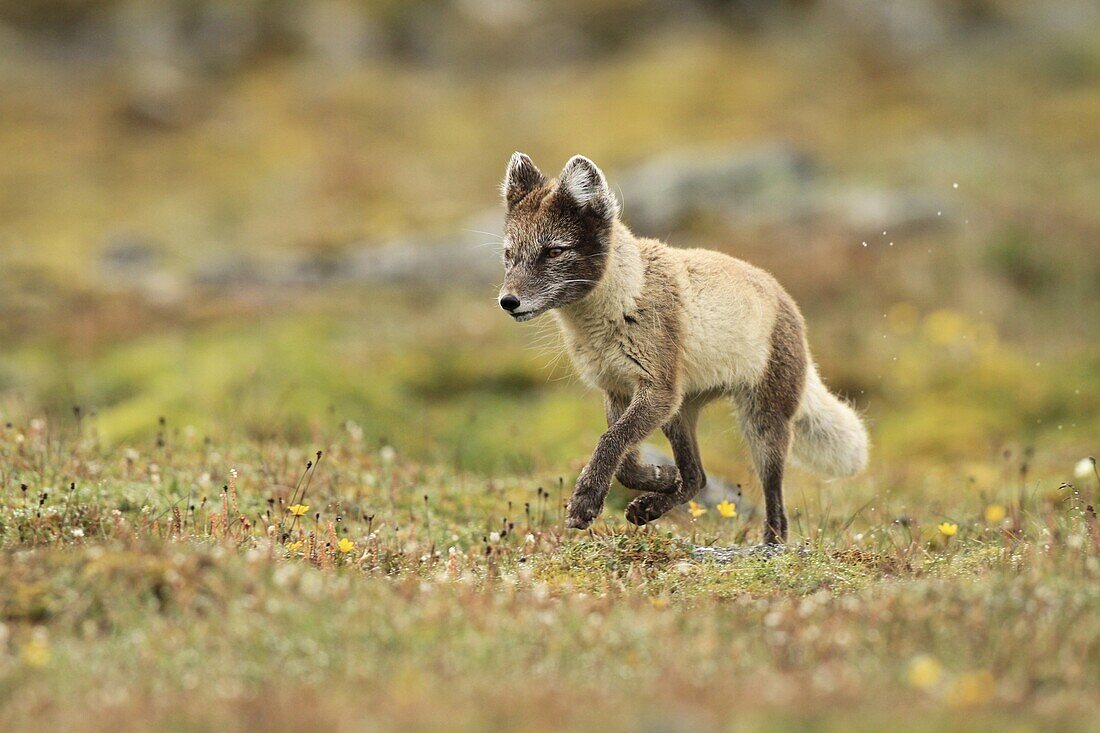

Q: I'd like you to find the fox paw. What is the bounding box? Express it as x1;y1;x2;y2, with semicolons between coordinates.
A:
565;493;603;530
624;493;676;526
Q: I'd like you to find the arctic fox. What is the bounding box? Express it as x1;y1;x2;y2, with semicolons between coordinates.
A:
498;152;868;544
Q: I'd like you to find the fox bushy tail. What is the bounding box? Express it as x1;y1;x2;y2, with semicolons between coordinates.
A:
791;366;869;478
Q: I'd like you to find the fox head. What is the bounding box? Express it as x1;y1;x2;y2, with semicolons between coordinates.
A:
497;152;619;321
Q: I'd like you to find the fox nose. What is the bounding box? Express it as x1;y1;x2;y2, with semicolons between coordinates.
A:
499;294;521;312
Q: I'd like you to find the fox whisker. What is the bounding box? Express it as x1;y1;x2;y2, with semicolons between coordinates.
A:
463;228;504;241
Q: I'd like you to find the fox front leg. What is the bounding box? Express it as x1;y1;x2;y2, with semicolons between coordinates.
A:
565;384;680;529
604;391;681;494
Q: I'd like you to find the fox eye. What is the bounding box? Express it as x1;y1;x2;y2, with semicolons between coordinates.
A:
547;247;564;259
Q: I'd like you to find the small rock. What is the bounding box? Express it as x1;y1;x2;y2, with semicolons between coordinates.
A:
99;233;184;304
617;144;817;234
823;187;950;235
346;210;503;288
347;236;499;288
100;234;160;280
192;255;265;289
692;544;797;563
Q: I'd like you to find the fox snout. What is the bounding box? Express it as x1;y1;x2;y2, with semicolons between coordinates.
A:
497;290;541;321
499;270;543;320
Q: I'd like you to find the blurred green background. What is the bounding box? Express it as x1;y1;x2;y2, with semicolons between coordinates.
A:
0;0;1097;479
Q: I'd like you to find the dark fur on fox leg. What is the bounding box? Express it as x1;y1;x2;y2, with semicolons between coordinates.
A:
624;395;708;525
565;385;679;529
735;296;806;544
605;392;681;495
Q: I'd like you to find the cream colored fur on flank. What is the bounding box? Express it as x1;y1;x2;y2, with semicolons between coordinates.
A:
555;221;868;479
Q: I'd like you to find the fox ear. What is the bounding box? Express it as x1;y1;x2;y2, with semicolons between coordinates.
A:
502;152;544;210
559;155;619;221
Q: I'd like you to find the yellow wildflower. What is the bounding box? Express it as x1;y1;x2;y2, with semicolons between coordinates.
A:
907;655;943;689
688;500;706;518
947;670;995;708
21;637;50;669
923;309;966;345
650;598;668;609
285;540;303;552
938;522;958;537
288;504;309;517
716;500;737;519
984;504;1006;524
338;538;355;554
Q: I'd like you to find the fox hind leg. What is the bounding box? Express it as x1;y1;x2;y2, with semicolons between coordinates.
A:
735;296;808;545
624;397;707;525
737;405;792;544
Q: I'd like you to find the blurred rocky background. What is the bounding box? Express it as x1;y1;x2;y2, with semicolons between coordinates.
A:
0;0;1097;479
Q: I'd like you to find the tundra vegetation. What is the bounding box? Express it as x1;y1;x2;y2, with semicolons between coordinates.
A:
1;2;1099;731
